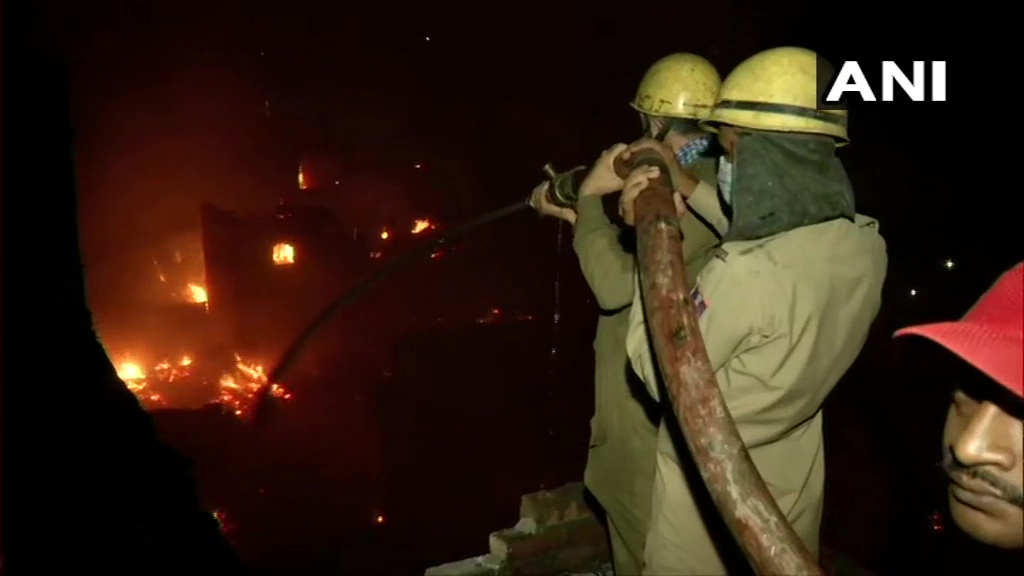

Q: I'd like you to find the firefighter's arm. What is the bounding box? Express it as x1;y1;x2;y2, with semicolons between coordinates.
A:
572;195;635;311
700;257;809;449
685;180;729;236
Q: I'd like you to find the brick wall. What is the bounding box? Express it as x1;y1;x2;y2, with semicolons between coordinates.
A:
424;482;610;576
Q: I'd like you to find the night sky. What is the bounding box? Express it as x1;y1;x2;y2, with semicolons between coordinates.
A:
7;0;1018;573
53;0;1012;319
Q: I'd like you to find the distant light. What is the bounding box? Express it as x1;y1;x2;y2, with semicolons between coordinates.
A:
334;180;340;185
414;163;422;169
425;36;431;42
944;259;955;270
910;289;918;297
260;51;265;56
375;514;386;525
380;228;390;240
369;251;382;259
298;165;308;190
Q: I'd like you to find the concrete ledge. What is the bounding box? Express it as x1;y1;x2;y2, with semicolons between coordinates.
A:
424;554;504;576
425;482;609;576
519;482;592;529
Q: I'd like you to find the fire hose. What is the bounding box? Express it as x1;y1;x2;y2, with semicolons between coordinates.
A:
265;151;823;574
615;148;823;575
267;200;530;385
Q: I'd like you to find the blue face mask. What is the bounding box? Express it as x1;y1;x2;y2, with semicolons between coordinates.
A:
717;155;734;205
674;134;712;167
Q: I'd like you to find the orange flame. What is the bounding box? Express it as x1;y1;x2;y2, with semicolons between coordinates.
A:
117;352;292;419
118;362;145;381
272;242;296;265
380;228;390;240
187;283;208;304
411;219;433;234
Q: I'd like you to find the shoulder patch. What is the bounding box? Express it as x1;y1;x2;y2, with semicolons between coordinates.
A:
690;283;708;319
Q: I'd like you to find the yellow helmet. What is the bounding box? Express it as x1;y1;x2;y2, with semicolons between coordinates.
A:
630;53;721;120
702;47;849;145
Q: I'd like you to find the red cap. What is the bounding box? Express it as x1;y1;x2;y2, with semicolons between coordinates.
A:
894;262;1023;398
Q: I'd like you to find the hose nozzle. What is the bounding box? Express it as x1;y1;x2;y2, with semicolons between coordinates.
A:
541;162;586;209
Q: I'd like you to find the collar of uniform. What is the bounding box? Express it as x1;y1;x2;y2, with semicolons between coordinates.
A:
713;213;880;262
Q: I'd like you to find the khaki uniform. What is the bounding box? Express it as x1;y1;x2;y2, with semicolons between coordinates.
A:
573;158;719;576
625;182;888;575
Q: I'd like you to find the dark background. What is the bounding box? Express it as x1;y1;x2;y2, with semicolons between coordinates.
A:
5;0;1018;574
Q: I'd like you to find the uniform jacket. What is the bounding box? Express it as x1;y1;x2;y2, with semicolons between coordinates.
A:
625;180;888;573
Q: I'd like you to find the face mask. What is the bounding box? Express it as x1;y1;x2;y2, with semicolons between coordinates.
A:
717;155;734;205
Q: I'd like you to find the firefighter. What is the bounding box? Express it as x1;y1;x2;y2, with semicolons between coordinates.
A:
895;262;1023;550
529;52;723;575
612;46;889;574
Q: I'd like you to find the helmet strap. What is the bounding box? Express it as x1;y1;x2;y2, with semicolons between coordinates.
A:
640;114;672;142
654;122;672;142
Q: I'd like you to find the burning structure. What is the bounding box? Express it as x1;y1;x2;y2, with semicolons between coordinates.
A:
112;198;446;418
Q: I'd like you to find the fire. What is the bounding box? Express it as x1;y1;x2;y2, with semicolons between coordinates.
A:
187;283;208;304
117;362;145;381
298;164;308;190
116;353;292;419
117;355;201;405
380;228;390;240
272;242;296;265
411;219;434;234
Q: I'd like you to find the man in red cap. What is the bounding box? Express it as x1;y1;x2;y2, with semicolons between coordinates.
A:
895;262;1023;550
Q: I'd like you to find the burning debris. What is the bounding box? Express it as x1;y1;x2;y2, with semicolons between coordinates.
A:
411;218;436;234
116;353;292;419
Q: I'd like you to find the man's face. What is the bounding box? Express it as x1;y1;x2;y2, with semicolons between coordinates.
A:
942;387;1024;549
641;115;693;153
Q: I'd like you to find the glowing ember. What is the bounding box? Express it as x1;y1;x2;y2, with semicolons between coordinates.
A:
187;283;208;305
380;228;390;240
411;219;434;234
298;164;308;190
272;242;296;265
211;509;237;540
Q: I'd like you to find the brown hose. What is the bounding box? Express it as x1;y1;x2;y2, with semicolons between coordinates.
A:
615;148;823;575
